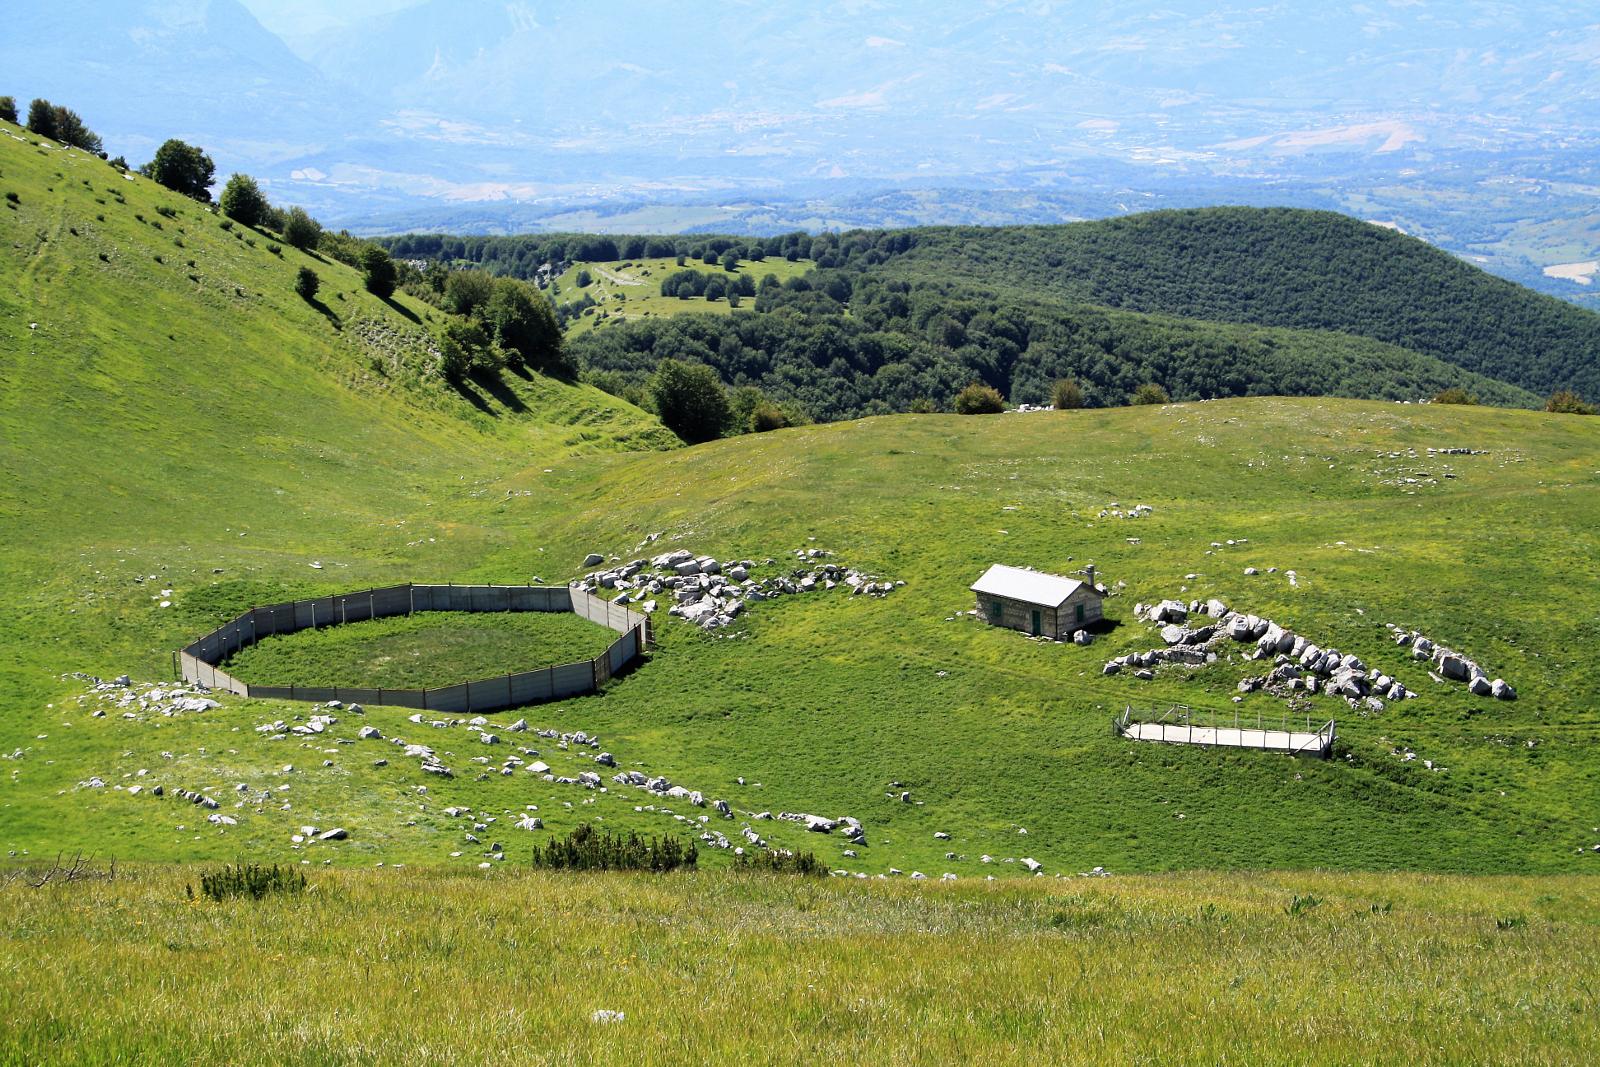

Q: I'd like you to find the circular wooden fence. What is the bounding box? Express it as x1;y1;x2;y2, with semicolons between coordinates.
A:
175;583;651;713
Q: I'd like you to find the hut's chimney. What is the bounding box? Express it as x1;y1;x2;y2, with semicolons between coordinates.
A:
1085;564;1096;588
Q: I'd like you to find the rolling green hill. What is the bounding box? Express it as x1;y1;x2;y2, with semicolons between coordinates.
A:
0;119;671;704
392;209;1600;419
887;209;1600;401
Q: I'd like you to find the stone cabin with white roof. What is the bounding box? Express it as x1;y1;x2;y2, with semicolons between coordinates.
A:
970;563;1104;639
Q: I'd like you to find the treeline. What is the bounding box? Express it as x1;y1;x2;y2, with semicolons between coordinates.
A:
880;209;1600;401
570;270;1539;423
2;95;104;156
380;230;862;277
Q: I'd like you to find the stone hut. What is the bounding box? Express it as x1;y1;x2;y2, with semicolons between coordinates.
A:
971;564;1103;639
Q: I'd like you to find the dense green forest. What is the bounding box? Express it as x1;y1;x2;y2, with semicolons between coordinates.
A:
883;210;1600;401
382;208;1600;422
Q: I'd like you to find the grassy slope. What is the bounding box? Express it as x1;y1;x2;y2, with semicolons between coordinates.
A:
3;867;1597;1064
549;254;814;337
4;393;1598;878
3;121;1600;883
0;121;670;696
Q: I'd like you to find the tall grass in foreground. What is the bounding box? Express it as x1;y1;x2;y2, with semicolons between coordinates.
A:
2;866;1597;1065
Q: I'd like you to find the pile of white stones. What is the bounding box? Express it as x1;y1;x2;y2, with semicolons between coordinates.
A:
577;547;902;631
1386;624;1516;700
71;674;221;719
1106;597;1417;709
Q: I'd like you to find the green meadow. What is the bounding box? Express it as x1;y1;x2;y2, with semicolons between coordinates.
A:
549;254;815;335
5;117;1600;1063
3;866;1597;1065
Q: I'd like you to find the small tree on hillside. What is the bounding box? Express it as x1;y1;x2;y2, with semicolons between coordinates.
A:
360;245;398;299
51;106;102;154
142;139;215;201
955;382;1005;414
575;269;593;288
26;98;58;140
649;359;730;444
1051;378;1084;410
0;97;17;125
703;276;727;301
294;267;320;302
1433;387;1477;406
444;270;495;316
283;207;322;251
484;277;567;375
721;250;740;273
437;318;497;380
220;174;270;227
1131;383;1171;406
748;400;790;433
1545;389;1596;415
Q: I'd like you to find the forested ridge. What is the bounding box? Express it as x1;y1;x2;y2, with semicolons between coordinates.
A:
383;208;1600;423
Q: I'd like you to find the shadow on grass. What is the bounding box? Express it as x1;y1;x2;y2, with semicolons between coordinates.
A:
382;296;421;324
449;376;495;415
303;296;342;331
470;368;529;414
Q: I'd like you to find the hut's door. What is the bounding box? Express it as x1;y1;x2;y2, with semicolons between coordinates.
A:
1030;609;1042;636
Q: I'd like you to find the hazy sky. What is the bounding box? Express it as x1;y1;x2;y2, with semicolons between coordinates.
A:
240;0;421;37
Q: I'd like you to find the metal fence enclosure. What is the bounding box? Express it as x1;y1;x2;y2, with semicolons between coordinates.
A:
177;583;651;713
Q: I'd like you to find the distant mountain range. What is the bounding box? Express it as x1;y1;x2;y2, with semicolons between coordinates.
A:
4;1;1599;304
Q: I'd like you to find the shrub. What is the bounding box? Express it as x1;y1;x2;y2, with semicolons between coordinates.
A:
1131;383;1171;405
438;318;497;379
361;246;398;299
1545;389;1596;415
4;191;17;205
266;243;282;257
26;98;57;140
0;96;16;125
1051;378;1084;409
141;139;215;202
282;207;322;251
1285;894;1323;917
954;382;1005;415
731;848;825;876
444;269;495;316
909;397;937;414
1433;387;1477;406
575;269;593;288
220;174;270;228
749;400;791;433
187;863;307;902
529;823;698;872
649;359;730;444
295;266;320;302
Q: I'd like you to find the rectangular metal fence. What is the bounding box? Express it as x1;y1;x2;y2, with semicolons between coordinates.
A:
177;584;651;714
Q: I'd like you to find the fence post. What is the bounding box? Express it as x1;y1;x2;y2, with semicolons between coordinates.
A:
171;650;178;681
591;657;600;693
409;584;415;616
465;679;472;713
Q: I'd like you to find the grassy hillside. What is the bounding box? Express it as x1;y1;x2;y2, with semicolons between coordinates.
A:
4;393;1598;877
0;120;670;701
4;866;1597;1064
891;208;1600;400
4;118;1600;885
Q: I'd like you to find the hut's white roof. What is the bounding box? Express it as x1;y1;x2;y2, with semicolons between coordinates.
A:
970;564;1088;608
